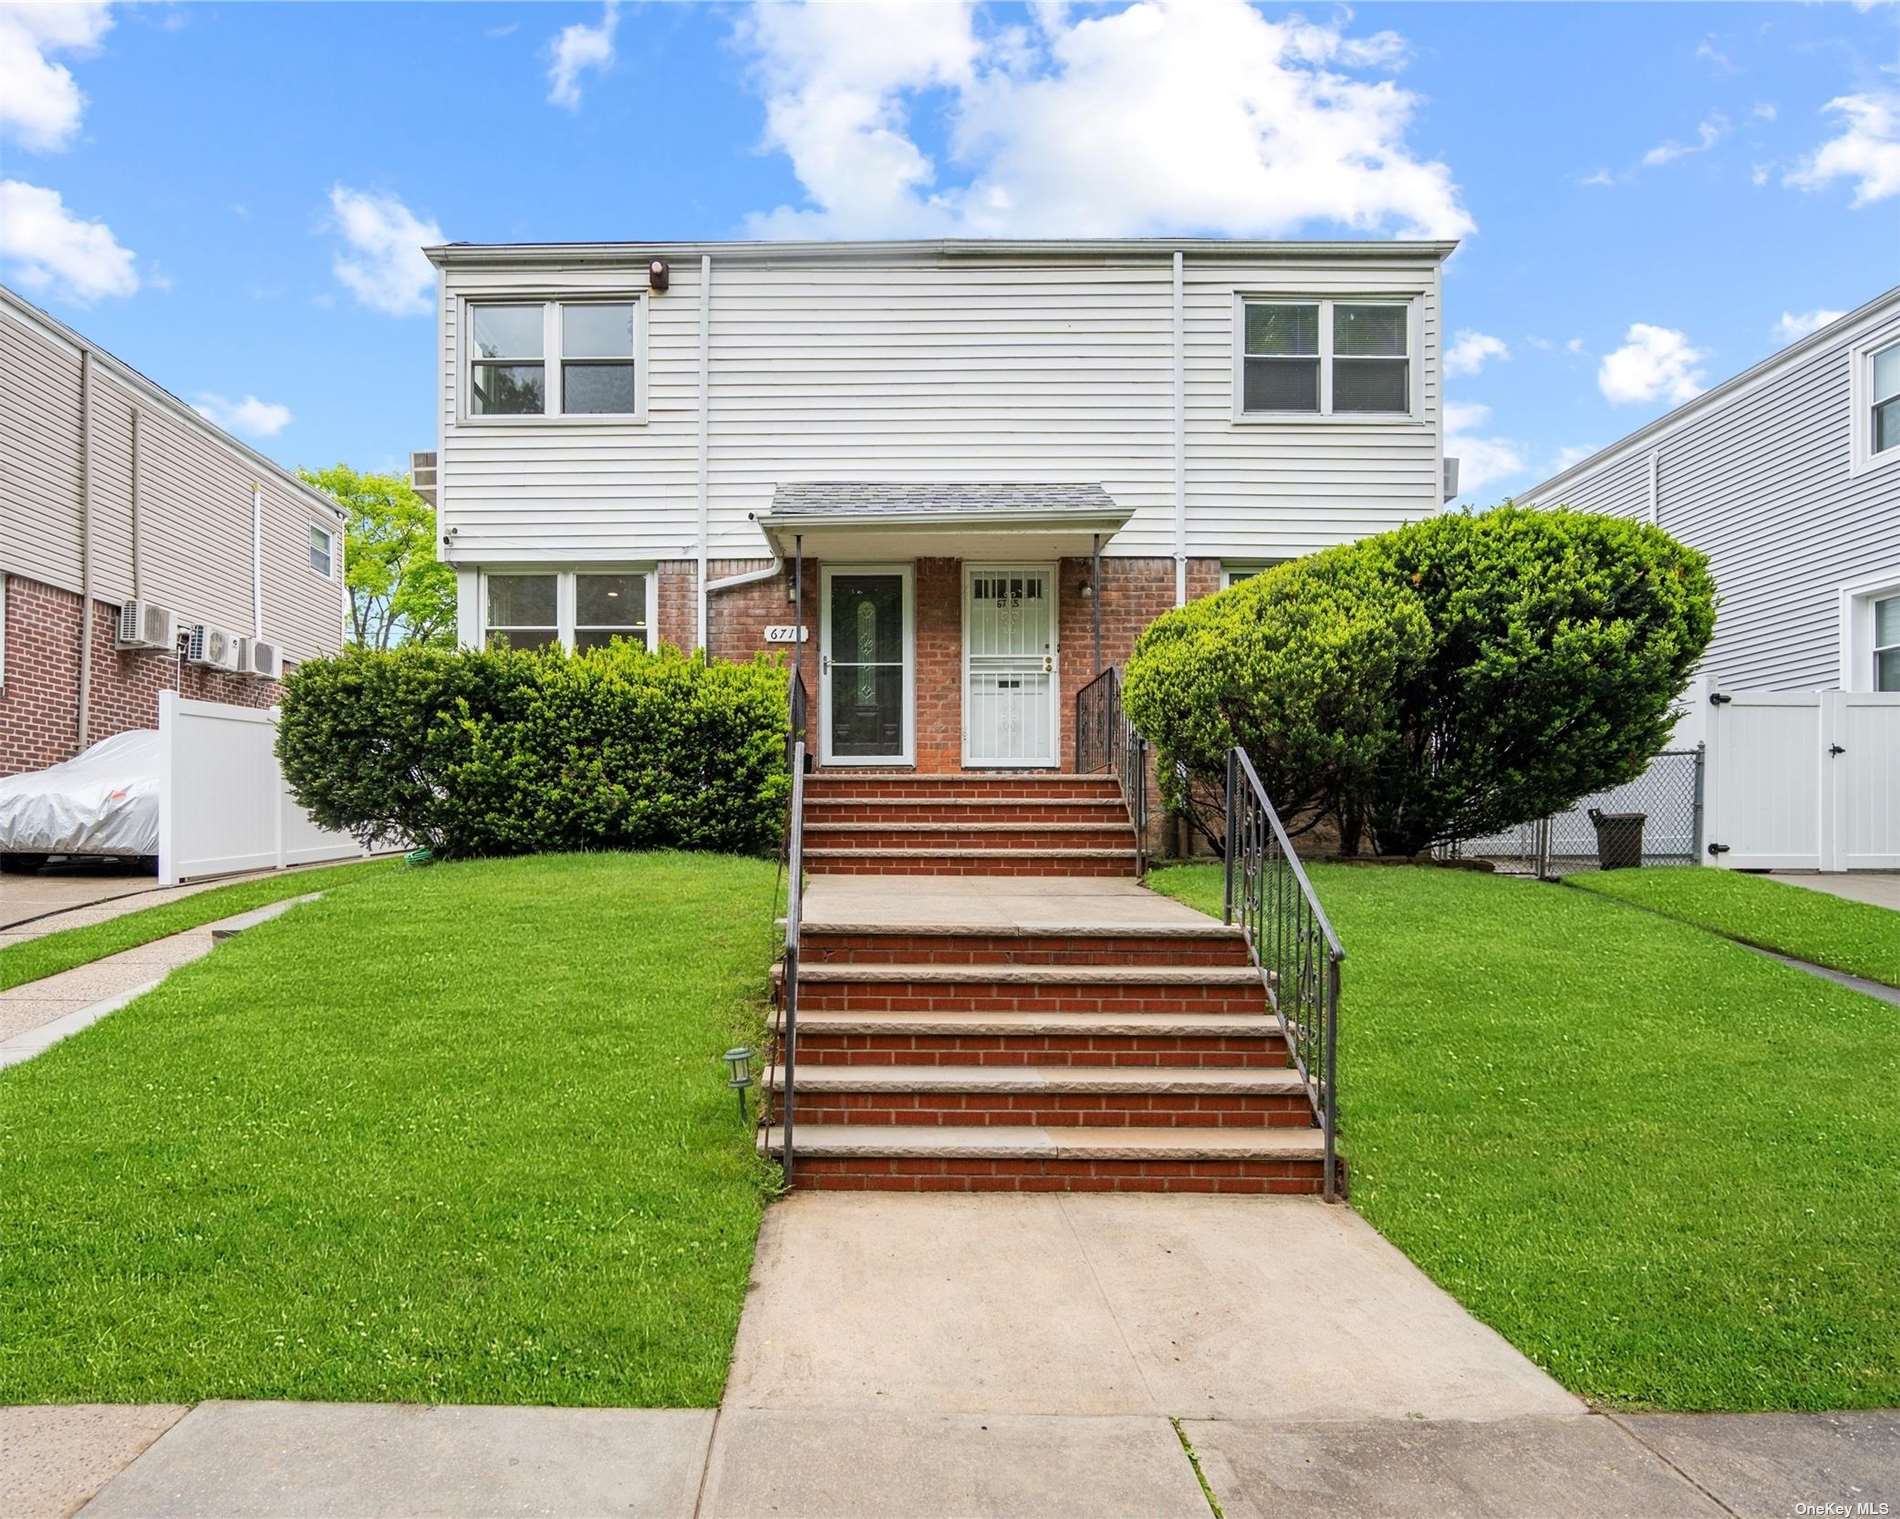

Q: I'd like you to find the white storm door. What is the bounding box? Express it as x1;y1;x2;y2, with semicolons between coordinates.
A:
964;566;1057;767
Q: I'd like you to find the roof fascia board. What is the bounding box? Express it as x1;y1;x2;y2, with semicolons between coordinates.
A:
1519;284;1900;506
0;283;347;521
425;238;1457;269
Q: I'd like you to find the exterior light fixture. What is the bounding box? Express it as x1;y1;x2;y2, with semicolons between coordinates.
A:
722;1046;755;1120
648;259;671;294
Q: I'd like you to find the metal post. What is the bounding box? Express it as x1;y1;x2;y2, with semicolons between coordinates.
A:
1691;742;1707;865
1323;956;1340;1203
1090;533;1103;676
1535;816;1552;880
792;534;804;760
1223;749;1237;924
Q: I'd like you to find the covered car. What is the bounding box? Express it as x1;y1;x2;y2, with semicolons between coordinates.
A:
0;730;160;867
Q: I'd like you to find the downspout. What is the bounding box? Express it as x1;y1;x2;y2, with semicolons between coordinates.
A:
1172;250;1187;607
695;252;711;653
251;482;264;641
77;348;94;749
129;407;141;599
1091;532;1103;675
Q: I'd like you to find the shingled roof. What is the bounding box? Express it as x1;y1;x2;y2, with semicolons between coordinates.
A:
765;482;1122;519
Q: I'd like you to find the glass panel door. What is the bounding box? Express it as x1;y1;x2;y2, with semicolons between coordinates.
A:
824;572;909;761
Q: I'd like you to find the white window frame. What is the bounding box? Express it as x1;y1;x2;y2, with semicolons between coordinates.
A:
1836;567;1900;692
460;296;649;426
1847;331;1900;479
479;567;658;654
1231;294;1421;424
1221;560;1286;589
308;521;336;581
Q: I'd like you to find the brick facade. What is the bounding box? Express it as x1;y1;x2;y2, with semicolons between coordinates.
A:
2;574;280;777
655;553;1213;774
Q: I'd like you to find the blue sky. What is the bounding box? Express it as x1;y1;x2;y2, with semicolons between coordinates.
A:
3;0;1897;502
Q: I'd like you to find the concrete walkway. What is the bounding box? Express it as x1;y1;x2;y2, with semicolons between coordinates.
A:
1770;870;1900;912
0;896;316;1068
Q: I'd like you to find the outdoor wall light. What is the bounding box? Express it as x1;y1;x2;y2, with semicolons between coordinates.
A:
648;259;671;293
722;1046;755;1121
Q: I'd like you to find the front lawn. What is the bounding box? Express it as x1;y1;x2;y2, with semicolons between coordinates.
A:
1569;867;1900;989
0;857;397;992
0;852;778;1407
1149;861;1899;1412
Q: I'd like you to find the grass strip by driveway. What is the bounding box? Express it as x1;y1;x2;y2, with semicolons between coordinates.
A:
0;858;396;993
1149;861;1899;1412
0;851;779;1407
1569;867;1900;989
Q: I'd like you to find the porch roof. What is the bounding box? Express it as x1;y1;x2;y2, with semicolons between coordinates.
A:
754;482;1133;560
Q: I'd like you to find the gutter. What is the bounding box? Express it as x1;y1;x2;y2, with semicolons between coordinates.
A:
423;237;1460;268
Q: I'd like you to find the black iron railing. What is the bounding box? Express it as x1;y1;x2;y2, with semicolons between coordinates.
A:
1224;747;1345;1202
778;738;808;1184
788;670;808;775
1075;666;1149;876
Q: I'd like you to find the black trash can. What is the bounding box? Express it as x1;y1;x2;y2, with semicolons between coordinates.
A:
1587;808;1646;870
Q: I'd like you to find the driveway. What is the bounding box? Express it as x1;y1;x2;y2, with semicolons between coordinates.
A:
1770;871;1900;912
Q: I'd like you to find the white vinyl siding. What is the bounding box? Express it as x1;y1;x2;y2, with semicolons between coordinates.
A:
0;291;345;663
1521;301;1900;690
437;248;1444;571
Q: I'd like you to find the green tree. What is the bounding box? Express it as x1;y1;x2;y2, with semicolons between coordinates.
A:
298;463;456;650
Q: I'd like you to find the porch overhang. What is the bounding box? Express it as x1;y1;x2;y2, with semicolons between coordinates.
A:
754;482;1132;560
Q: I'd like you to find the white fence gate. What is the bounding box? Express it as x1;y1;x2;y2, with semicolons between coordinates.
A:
1704;689;1900;872
157;692;364;886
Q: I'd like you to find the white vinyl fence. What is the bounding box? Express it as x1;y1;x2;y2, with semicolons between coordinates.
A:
157;692;364;886
1704;689;1900;872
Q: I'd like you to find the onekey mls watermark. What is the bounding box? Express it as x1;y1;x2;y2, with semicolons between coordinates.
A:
1793;1503;1891;1516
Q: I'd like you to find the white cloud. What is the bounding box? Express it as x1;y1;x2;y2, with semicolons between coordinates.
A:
327;185;443;316
193;392;292;438
1772;308;1846;344
1752;102;1777;122
547;1;617;110
1641;112;1729;168
1785;93;1900;206
0;0;112;151
0;178;137;301
1443;400;1527;501
1565;337;1586;355
1579;167;1617;188
1598;323;1707;406
738;0;1473;241
1444;329;1509;377
1694;35;1736;74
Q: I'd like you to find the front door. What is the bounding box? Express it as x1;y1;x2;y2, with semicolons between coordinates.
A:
964;566;1058;767
820;566;913;765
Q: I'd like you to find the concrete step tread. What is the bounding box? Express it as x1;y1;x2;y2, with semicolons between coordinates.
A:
805;822;1133;834
808;773;1120;786
766;1064;1304;1095
774;1007;1280;1038
804;848;1138;859
758;1124;1323;1161
807;797;1127;809
794;962;1263;985
800;921;1243;940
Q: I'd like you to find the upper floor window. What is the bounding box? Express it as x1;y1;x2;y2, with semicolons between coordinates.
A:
1876;594;1899;693
1238;299;1411;418
308;523;335;579
1873;341;1899;458
468;299;641;419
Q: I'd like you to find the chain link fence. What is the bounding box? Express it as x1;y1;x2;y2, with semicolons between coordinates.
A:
1441;747;1705;878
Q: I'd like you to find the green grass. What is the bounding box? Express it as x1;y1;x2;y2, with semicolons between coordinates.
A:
0;851;781;1407
1149;861;1899;1412
1569;867;1900;989
0;858;397;992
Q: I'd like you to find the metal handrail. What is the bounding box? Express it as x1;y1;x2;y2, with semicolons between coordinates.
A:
1223;746;1345;1202
780;737;807;1185
1074;666;1149;877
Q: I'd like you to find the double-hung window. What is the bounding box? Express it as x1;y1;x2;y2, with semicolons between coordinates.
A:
468;299;641;419
1873;342;1900;459
483;570;652;653
1876;594;1900;693
308;523;335;579
1238;298;1412;418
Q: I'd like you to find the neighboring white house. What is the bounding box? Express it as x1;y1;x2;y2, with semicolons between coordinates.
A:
422;236;1457;772
1517;285;1900;698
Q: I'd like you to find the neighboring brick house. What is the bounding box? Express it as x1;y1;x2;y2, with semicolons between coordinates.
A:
1;283;347;776
427;236;1457;772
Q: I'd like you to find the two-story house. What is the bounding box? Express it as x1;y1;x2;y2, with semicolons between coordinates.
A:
426;237;1455;772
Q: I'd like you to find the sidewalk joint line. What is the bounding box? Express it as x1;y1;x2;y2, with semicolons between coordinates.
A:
1602;1411;1742;1518
1170;1416;1226;1519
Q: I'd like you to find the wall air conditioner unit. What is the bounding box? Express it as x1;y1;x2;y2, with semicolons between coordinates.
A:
239;637;282;679
116;600;179;652
186;623;243;671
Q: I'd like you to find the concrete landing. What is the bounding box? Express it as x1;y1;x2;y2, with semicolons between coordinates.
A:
801;873;1224;932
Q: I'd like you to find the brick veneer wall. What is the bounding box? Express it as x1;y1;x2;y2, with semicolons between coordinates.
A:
1;574;280;777
657;553;1218;775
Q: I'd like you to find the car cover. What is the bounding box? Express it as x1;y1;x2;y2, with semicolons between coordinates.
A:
0;729;161;856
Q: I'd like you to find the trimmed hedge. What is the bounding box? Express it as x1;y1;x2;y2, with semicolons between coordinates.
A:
278;643;790;858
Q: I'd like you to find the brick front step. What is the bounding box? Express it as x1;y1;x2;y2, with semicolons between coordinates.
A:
808;775;1122;801
806;798;1130;825
805;848;1137;877
757;1124;1330;1194
790;962;1267;1015
800;926;1250;968
806;823;1138;851
765;1064;1312;1127
775;1008;1290;1068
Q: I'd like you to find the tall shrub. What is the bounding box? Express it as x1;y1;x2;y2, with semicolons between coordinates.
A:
278;644;791;858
